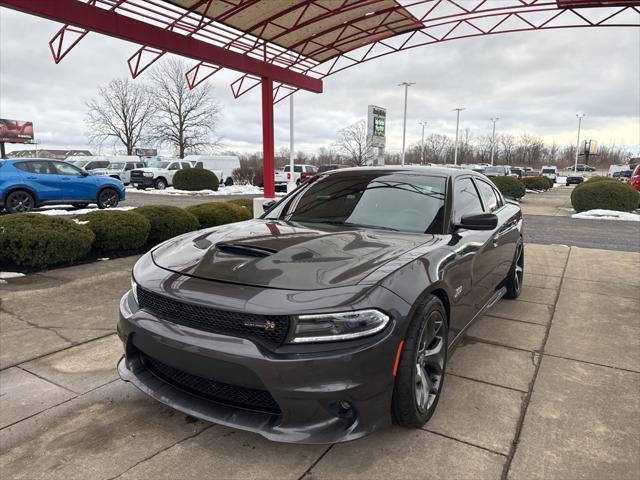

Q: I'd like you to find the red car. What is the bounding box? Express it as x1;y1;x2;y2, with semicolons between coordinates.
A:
628;164;640;191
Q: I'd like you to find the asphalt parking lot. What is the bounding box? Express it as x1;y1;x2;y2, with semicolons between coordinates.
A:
1;242;638;480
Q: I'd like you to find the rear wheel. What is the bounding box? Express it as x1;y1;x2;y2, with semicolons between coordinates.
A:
505;242;524;299
392;295;448;428
97;188;119;209
5;190;35;213
154;178;167;190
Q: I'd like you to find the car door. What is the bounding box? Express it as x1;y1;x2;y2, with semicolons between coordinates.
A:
16;161;62;201
53;162;95;201
474;178;517;292
447;177;498;333
122;163;136;183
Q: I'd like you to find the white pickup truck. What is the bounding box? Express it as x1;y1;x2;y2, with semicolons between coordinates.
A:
129;160;192;190
274;164;318;191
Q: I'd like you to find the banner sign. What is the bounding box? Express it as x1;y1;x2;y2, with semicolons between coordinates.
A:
0;119;34;143
135;148;158;157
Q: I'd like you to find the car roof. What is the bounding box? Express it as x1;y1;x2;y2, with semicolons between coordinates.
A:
4;158;68;163
327;165;486;179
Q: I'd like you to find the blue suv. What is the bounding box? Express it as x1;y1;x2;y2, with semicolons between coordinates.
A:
0;159;126;213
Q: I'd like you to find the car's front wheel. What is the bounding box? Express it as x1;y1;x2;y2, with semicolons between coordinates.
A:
5;190;35;213
392;295;448;428
505;241;524;299
154;178;167;190
97;188;119;209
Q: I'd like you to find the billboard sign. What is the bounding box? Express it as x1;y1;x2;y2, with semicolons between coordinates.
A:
367;105;386;148
0;119;34;143
135;148;158;157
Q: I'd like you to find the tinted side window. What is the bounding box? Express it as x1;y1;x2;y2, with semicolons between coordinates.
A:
454;178;483;223
28;161;57;174
475;180;499;212
181;162;191;169
14;162;35;173
294;166;302;173
168;163;179;170
54;163;83;175
125;164;134;171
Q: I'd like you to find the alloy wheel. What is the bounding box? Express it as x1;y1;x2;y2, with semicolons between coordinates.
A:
414;311;446;413
100;190;118;208
8;192;34;212
514;243;524;294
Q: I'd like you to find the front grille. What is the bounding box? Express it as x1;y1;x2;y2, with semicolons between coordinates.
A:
142;353;281;414
130;170;144;179
137;287;290;346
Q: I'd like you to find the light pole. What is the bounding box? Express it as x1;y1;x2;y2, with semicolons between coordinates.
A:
419;121;427;164
399;82;415;166
288;94;296;193
490;117;499;165
574;113;585;174
453;107;465;165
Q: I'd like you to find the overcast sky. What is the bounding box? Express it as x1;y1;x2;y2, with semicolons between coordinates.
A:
1;6;639;157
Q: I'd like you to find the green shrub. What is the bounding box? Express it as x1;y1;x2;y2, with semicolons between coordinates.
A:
571;180;640;213
134;205;199;245
542;176;555;189
173;168;219;191
82;210;150;252
521;176;552;191
490;176;526;199
186;202;252;229
0;214;94;269
575;176;617;189
227;198;254;217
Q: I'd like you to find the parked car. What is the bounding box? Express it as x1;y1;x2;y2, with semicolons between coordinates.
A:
184;155;241;186
510;167;523;178
522;170;540;178
92;161;146;185
612;170;632;181
118;166;524;444
71;158;111;171
0;159;125;212
540;166;558;182
129;160;192;190
566;164;596;172
483;165;513;177
274;164;318;191
317;164;347;173
628;164;640;191
566;173;585;186
608;164;632;178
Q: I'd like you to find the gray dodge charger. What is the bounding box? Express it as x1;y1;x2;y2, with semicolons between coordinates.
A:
118;166;524;443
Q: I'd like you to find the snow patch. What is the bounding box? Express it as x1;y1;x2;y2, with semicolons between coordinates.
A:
572;209;640;222
35;206;136;216
127;185;263;196
0;272;25;280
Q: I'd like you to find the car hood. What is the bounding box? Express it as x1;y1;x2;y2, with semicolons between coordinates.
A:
151;219;439;290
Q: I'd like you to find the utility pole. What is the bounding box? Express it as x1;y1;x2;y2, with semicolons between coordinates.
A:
419;121;427;164
453;107;465;165
574;113;585;174
288;94;295;193
399;82;415;166
490;117;499;166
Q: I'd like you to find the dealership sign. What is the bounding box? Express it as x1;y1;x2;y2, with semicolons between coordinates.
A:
0;119;34;143
367;105;386;148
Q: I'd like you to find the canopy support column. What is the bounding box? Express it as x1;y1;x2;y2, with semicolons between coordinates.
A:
262;77;275;199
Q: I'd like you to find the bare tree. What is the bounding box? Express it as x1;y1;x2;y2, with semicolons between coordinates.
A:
150;58;221;158
334;120;374;166
424;134;451;164
85;78;155;155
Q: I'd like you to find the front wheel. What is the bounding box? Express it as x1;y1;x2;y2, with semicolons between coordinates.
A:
5;190;35;213
97;188;119;209
154;178;167;190
504;242;524;299
392;295;448;428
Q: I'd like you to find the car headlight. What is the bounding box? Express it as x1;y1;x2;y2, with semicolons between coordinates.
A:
143;172;154;177
289;309;389;343
131;277;138;304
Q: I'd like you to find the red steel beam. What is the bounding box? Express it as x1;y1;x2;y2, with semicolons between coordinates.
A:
261;78;275;199
0;0;322;93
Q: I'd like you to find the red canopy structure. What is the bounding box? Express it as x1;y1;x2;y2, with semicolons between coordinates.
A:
1;0;639;197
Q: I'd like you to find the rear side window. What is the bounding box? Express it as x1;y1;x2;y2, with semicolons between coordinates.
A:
475;180;499;212
454;178;483;223
14;162;35;173
20;161;57;174
181;162;191;169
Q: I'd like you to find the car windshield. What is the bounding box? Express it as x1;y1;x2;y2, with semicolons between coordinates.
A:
73;160;89;168
484;166;506;175
107;163;124;170
276;172;447;234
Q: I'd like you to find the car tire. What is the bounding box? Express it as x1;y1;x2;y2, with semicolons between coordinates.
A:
224;177;234;187
5;190;35;213
72;203;89;209
97;188;119;209
154;178;167;190
392;295;448;428
504;241;524;299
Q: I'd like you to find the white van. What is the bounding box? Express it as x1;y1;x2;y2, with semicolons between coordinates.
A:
184;155;241;186
608;164;631;177
540;166;558;181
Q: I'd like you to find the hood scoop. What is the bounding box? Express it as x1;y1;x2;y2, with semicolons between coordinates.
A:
215;242;277;258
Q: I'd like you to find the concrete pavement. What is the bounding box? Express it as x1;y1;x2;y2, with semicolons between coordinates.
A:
1;244;638;479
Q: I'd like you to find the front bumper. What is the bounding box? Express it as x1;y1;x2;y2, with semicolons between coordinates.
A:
117;268;411;444
131;176;154;188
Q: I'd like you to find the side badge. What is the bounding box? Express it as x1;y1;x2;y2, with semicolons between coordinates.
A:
454;286;463;300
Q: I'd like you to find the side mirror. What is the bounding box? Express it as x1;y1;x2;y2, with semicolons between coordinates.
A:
455;213;498;231
81;170;90;177
262;200;276;212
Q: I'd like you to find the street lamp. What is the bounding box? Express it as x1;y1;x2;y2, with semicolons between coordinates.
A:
574;113;585;173
399;82;415;166
490;117;499;166
419;121;428;164
453;107;465;165
288;94;296;193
